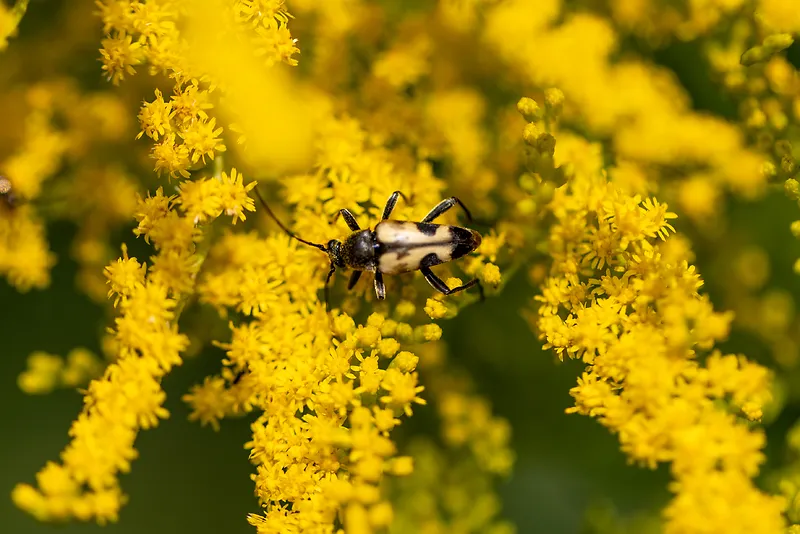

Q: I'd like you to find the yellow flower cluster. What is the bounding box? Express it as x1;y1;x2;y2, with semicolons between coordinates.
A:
218;311;427;533
13;1;498;529
139;85;225;179
16;94;491;531
97;0;297;84
607;0;745;42
682;2;800;374
381;339;514;533
13;275;188;523
0;0;27;51
0;201;54;291
701;10;800;281
527;103;785;532
13;140;256;519
11;156;244;520
98;0;300;181
0;79;134;293
0;85;64;290
419;342;514;477
17;348;104;395
180;115;494;531
388;439;514;534
484;0;769;222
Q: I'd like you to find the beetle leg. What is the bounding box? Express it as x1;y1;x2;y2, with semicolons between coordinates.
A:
323;263;336;312
347;270;363;290
381;191;409;220
231;369;245;384
420;265;483;299
332;208;361;231
374;272;386;300
422;197;473;223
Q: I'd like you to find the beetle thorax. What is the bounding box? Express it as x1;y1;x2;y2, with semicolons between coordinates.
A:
341;229;377;270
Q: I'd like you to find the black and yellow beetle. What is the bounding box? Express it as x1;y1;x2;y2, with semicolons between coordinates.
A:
253;188;483;307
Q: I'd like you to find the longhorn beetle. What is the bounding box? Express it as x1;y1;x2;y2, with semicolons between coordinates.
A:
252;188;484;308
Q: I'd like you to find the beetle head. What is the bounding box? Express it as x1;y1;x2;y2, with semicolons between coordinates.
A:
326;239;345;268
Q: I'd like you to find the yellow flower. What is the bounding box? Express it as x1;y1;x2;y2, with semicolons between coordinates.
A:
664;471;785;534
18;348;104;394
476;230;505;262
104;246;146;304
99;32;143;85
372;36;431;89
136;89;174;140
15;274;188;523
0;0;27;51
17;352;62;395
148;248;199;296
170;81;213;124
95;0;136;35
480;263;502;286
419;323;443;342
531;106;783;531
424;297;448;319
182;376;233;431
380;368;426;416
218;168;256;224
756;0;800;32
150;133;191;178
176;178;224;223
180;116;226;164
234;0;292;27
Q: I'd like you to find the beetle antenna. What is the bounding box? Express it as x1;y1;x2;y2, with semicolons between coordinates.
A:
252;186;327;252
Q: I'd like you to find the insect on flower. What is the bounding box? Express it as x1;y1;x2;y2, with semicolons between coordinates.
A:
252;188;484;308
0;176;17;209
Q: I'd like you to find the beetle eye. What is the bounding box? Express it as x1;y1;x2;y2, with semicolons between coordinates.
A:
326;240;344;266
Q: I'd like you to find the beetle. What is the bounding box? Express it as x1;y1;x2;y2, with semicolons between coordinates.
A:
252;188;484;307
0;176;15;209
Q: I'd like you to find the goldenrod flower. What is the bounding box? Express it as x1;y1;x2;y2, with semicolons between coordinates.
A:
151;133;191;178
529;103;783;530
136;89;174;140
179;116;226;164
99;32;143;85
